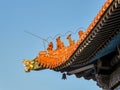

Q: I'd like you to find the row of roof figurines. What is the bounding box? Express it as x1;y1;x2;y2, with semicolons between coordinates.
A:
22;30;85;72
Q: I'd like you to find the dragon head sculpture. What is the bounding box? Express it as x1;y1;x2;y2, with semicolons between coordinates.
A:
22;59;43;72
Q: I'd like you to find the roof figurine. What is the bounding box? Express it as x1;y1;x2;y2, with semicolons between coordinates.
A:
22;59;43;72
67;34;75;46
47;42;53;51
56;36;65;50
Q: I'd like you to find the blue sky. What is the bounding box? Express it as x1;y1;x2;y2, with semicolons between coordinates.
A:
0;0;106;90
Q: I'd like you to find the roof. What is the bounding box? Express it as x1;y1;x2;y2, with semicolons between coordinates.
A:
23;0;120;75
54;0;120;72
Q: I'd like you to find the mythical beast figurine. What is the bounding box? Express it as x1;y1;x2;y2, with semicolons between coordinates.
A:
22;59;44;72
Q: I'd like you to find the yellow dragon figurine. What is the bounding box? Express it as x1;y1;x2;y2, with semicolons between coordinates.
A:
22;59;43;72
